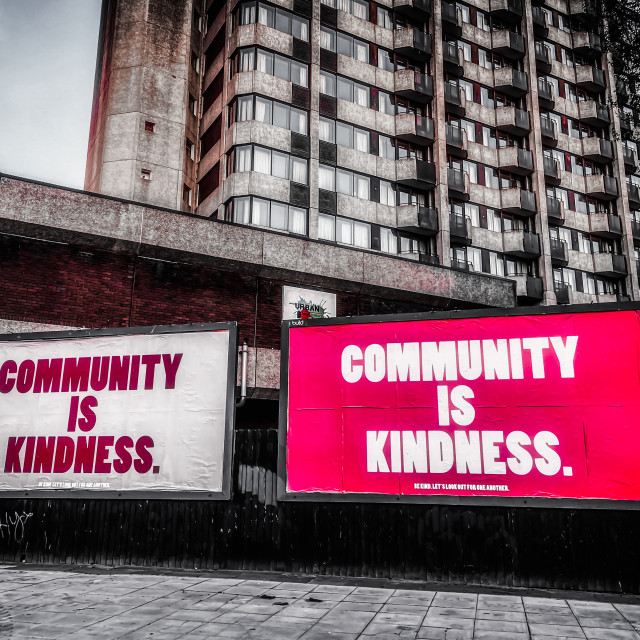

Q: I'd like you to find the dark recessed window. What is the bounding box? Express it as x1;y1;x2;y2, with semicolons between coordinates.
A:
144;121;155;132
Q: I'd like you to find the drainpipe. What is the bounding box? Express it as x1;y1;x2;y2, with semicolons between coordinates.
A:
236;341;248;408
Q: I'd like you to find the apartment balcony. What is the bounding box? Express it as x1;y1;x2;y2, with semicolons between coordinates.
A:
550;238;569;266
448;168;470;200
540;116;558;147
489;0;523;24
494;67;528;98
532;6;548;37
544;156;561;185
585;174;618;200
572;31;602;58
579;100;610;128
446;124;467;158
393;28;431;60
582;137;614;163
514;274;544;300
620;113;633;136
569;0;594;16
393;0;431;21
394;71;434;103
593;253;627;277
555;282;570;304
501;188;536;216
491;29;525;60
498;147;534;175
443;41;464;76
537;77;555;111
576;65;606;93
495;106;530;135
547;195;565;225
628;183;640;210
535;42;552;74
589;213;623;238
449;213;472;244
396;158;437;189
441;1;462;38
397;205;439;236
623;146;638;174
632;219;640;241
503;230;541;258
444;83;466;116
395;114;434;144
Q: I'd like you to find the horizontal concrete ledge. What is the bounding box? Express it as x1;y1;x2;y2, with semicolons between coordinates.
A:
0;174;516;309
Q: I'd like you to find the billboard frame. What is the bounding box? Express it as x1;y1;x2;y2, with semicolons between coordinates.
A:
277;301;640;510
0;322;238;501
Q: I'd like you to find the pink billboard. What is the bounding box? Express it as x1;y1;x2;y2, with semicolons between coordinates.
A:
280;307;640;505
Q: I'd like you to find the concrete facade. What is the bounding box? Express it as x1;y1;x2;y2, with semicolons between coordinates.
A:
0;173;514;398
85;0;640;307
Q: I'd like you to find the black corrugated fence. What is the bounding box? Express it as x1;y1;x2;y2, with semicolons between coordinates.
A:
0;429;638;593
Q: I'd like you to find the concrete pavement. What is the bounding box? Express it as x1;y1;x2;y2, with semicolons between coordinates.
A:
1;567;640;639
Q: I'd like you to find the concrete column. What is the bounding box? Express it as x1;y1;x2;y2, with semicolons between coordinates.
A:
523;1;556;305
432;0;451;267
605;52;639;300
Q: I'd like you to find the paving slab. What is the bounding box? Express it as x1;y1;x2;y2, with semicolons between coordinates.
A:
1;567;640;639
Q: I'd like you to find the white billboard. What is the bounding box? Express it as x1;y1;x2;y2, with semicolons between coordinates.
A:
0;324;237;499
282;286;337;321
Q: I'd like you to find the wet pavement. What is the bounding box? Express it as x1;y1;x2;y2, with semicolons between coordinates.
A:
1;566;640;639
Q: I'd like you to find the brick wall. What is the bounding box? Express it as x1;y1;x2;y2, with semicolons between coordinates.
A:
0;233;441;349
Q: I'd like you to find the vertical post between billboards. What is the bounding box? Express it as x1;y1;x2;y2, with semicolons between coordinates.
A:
278;303;640;509
0;323;237;500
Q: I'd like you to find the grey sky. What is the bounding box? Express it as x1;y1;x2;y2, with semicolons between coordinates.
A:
0;0;102;189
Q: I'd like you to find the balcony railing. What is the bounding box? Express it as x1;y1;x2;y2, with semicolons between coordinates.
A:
550;238;568;265
393;0;431;20
535;42;551;72
449;213;470;243
579;100;610;127
489;0;523;22
555;282;570;305
494;67;528;97
444;83;465;115
623;146;638;173
448;168;468;198
537;77;555;109
582;138;614;163
573;31;602;57
629;184;640;210
543;156;560;183
547;196;564;225
576;65;606;93
532;6;548;37
492;29;525;59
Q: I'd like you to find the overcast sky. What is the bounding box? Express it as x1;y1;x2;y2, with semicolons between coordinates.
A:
0;0;102;189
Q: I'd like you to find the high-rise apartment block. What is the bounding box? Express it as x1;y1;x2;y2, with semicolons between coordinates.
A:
86;0;640;306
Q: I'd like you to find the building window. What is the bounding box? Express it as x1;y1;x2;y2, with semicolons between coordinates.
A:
229;145;308;184
233;95;308;135
321;0;368;20
191;51;200;73
186;139;195;161
318;164;369;200
227;196;307;235
188;94;198;117
183;184;192;206
144;121;155;132
233;47;308;87
141;169;151;181
237;2;309;41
